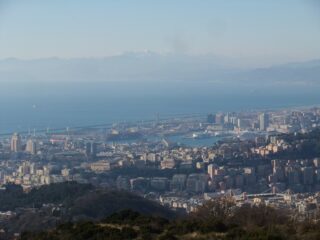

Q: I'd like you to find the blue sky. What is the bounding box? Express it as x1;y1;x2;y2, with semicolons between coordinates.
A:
0;0;319;65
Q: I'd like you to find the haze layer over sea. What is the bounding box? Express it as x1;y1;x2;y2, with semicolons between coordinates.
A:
0;80;319;134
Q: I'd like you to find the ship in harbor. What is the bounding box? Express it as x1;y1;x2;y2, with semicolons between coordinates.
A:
106;128;142;141
185;131;234;140
191;132;212;139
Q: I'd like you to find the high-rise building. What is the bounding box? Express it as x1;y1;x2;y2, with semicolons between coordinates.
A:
224;114;230;124
237;118;242;129
186;174;208;193
207;164;218;179
26;139;37;155
85;142;97;157
11;133;21;152
170;174;187;191
30;163;36;174
85;142;91;156
259;113;269;131
91;142;97;156
207;114;215;124
215;113;224;125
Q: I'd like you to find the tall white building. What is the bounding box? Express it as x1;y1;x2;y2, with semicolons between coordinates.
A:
259;113;269;131
11;133;21;152
26;139;37;155
208;164;217;179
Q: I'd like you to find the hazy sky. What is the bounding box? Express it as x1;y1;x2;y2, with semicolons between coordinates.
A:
0;0;320;65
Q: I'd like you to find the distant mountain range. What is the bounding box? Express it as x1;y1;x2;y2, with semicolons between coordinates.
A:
0;54;319;85
240;59;320;85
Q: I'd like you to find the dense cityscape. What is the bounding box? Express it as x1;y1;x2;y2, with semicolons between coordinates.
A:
1;106;320;229
1;1;320;239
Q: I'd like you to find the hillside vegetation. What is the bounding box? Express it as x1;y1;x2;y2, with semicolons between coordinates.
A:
0;182;173;236
19;197;320;240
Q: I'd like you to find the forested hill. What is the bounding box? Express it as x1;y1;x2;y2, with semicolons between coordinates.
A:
0;182;93;211
20;200;320;240
0;182;174;236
